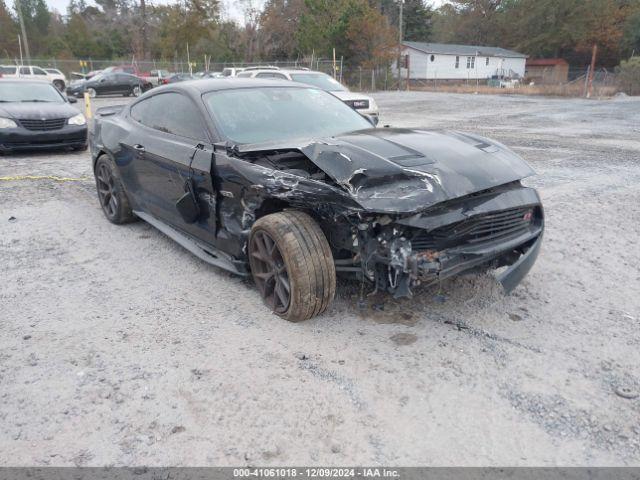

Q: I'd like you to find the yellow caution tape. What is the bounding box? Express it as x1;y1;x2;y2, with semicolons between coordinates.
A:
0;175;88;182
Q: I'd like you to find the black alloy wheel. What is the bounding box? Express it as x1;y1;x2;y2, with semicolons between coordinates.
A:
96;162;119;220
249;230;291;314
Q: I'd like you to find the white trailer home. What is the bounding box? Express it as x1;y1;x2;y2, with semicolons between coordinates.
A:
400;42;527;81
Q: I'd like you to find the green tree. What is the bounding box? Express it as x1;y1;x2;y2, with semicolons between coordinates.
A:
258;0;305;59
0;0;19;57
297;0;388;62
403;0;433;42
616;56;640;94
623;9;640;55
345;4;397;66
14;0;51;54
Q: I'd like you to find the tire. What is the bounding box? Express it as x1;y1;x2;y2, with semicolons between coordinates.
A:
53;80;65;91
86;87;97;98
94;155;137;224
132;85;142;97
249;210;336;322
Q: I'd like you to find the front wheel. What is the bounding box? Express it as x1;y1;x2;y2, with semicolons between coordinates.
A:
132;85;142;97
94;155;137;224
86;87;97;98
53;80;65;91
249;211;336;322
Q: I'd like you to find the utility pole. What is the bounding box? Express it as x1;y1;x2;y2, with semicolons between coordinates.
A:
18;35;23;66
15;0;30;64
140;0;147;60
397;0;403;90
586;44;598;98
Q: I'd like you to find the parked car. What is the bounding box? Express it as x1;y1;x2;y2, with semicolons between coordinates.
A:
70;69;102;82
165;73;193;83
66;72;152;98
220;67;245;77
102;65;145;77
194;71;222;79
0;64;67;91
43;68;68;91
0;79;87;153
89;79;544;321
237;68;379;123
143;69;172;86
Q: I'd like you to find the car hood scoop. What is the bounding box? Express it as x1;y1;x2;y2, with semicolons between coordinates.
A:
235;128;535;214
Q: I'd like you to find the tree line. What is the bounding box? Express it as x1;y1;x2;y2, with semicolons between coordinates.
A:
1;0;638;68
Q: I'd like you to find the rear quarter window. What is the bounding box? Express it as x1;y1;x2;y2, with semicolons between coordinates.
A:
130;92;207;140
0;66;17;74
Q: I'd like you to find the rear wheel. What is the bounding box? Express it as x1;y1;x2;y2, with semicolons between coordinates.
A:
249;211;336;322
94;155;137;224
53;79;65;91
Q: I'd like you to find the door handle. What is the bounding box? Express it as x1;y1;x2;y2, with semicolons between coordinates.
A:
133;144;145;153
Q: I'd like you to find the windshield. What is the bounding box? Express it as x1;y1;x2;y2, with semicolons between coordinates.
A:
204;86;371;144
290;73;347;91
0;82;64;102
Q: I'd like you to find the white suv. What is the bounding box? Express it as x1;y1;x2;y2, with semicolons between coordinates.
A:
236;68;379;122
0;65;67;91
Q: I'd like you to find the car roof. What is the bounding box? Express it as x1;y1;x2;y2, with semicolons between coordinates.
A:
0;78;54;84
246;68;326;75
158;78;313;94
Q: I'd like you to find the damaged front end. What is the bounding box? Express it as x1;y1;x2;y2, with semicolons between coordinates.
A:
226;128;544;297
328;182;544;298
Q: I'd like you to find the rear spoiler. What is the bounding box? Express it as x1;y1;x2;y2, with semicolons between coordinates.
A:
95;105;126;117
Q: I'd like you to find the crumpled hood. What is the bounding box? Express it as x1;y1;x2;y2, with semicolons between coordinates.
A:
236;128;535;214
0;102;78;120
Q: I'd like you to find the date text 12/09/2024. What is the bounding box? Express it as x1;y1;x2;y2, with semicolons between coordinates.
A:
233;468;400;478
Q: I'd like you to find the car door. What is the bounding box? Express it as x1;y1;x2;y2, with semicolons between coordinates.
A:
32;66;49;81
19;66;34;80
126;92;217;243
113;74;131;94
95;74;116;95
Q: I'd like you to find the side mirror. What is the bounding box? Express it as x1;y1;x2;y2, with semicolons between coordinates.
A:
67;96;78;104
361;113;379;127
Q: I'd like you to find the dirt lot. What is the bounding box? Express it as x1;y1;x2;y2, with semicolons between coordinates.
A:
1;91;639;467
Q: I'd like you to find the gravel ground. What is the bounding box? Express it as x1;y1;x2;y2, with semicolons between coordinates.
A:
1;91;639;467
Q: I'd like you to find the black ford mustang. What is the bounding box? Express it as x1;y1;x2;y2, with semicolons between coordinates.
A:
90;79;543;321
0;79;87;153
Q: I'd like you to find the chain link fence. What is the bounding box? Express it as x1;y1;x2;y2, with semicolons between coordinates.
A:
1;57;634;96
